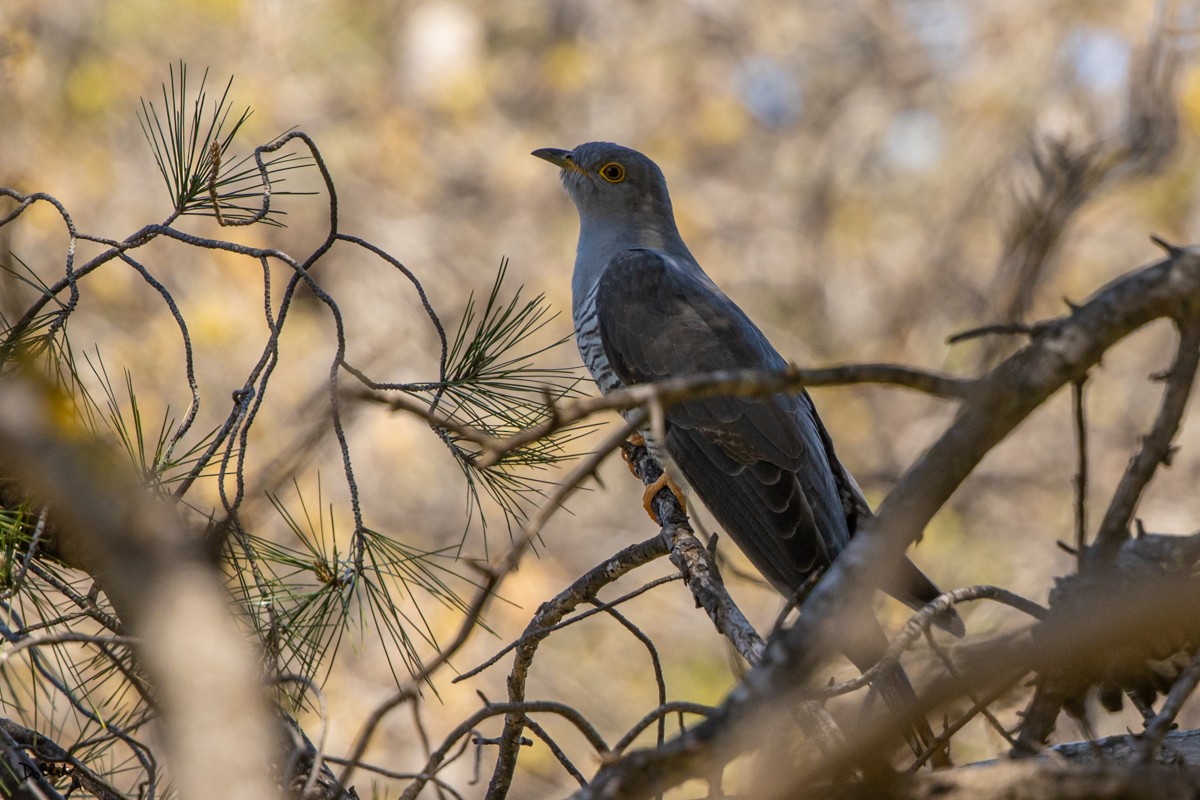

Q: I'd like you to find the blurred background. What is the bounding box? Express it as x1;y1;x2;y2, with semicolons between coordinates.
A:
3;0;1200;796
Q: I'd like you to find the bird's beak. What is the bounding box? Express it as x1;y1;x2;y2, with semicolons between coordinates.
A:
532;147;586;176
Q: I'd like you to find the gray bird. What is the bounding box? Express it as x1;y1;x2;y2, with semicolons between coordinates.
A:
534;141;963;754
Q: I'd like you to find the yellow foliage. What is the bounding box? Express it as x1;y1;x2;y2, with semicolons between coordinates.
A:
542;42;595;90
1180;63;1200;136
65;59;120;115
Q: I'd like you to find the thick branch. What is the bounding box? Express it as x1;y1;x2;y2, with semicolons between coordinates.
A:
829;752;1200;800
778;569;1200;795
0;376;278;800
0;724;66;800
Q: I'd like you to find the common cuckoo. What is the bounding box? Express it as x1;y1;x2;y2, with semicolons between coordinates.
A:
534;141;963;753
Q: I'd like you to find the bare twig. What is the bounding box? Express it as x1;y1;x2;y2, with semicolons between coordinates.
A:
26;562;124;634
0;631;139;667
332;561;504;795
358;362;975;473
613;703;715;754
806;585;1046;702
456;575;678;684
947;321;1046;344
404;701;611;800
1072;378;1089;562
524;718;589;788
907;672;1027;772
1090;315;1200;563
598;605;669;748
483;522;663;798
1138;649;1200;762
320;755;463;799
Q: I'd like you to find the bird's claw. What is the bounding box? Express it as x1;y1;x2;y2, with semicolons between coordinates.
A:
622;432;647;476
642;472;685;523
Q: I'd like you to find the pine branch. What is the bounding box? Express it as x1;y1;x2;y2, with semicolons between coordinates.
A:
137;62;314;226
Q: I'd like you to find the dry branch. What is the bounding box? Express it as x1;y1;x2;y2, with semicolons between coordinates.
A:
620;437;767;665
482;535;669;799
829;747;1200;800
365;362;974;472
1090;317;1200;561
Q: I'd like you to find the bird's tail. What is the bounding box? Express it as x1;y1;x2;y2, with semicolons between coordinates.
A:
873;662;944;764
844;618;946;766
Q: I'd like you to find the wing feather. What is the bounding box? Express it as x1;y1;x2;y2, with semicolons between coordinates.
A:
593;247;964;638
595;248;845;591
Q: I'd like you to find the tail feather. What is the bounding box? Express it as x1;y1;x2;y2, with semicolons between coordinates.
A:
887;556;966;638
844;616;947;765
875;663;940;761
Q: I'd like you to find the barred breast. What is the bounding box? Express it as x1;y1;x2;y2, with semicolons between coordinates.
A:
574;278;679;478
573;281;625;396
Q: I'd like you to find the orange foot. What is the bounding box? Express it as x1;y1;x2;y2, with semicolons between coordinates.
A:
622;432;647;477
642;471;686;523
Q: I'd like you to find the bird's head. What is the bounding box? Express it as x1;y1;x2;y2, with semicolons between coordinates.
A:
532;142;677;234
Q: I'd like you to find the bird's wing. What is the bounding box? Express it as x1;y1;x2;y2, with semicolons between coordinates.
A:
594;248;965;635
807;398;960;626
595;248;850;592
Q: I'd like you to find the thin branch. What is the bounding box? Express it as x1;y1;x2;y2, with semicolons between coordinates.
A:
342;415;649;800
1072;378;1089;562
332;561;503;795
924;630;1021;751
907;671;1027;772
358;363;975;473
25;562;124;634
947;321;1046;344
599;605;669;748
1138;648;1200;762
0;632;139;667
455;574;678;684
1090;315;1200;562
613;703;716;754
402;701;610;800
483;509;661;799
523;718;588;788
804;585;1046;702
321;755;465;799
929;637;1021;768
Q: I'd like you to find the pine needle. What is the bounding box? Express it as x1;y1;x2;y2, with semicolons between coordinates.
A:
137;61;314;226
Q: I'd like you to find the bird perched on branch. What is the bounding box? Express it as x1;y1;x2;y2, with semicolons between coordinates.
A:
534;141;963;756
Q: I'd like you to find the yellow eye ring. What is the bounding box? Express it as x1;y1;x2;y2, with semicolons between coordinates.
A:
598;162;626;183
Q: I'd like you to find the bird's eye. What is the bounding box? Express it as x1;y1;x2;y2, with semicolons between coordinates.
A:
599;162;626;183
